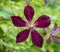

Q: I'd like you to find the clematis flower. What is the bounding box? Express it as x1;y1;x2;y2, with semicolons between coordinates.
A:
43;0;47;5
47;23;60;44
11;4;51;47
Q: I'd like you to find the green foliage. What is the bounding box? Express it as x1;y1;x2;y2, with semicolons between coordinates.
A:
0;27;4;38
0;6;14;19
0;0;60;52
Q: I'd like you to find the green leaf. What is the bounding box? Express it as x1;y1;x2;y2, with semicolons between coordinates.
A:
0;7;15;19
2;7;14;16
0;12;10;19
32;1;41;7
0;24;8;33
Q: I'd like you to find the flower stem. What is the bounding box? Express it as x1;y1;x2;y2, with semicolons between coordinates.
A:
25;0;29;5
3;39;7;52
2;36;7;52
3;45;6;52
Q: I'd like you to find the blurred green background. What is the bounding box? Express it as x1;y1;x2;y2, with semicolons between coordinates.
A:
0;0;60;52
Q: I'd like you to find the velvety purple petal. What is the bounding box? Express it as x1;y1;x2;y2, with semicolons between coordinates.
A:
16;29;30;43
11;16;27;27
46;36;51;44
52;35;60;44
34;15;51;28
24;5;34;22
31;29;43;47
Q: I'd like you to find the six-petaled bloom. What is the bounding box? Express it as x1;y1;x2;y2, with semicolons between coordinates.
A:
11;4;51;47
47;23;60;44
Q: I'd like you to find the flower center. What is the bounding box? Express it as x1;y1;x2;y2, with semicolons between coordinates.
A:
26;22;34;29
29;25;34;29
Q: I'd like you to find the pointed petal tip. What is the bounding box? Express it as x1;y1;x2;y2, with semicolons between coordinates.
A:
11;16;15;19
11;16;27;27
34;15;51;28
11;16;17;18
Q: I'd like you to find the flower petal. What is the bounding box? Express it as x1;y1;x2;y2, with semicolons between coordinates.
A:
52;23;57;31
52;36;60;44
51;23;60;34
16;29;30;43
43;0;47;5
51;23;57;34
31;29;43;47
46;36;51;44
34;15;51;28
24;5;34;22
11;16;27;27
54;28;60;34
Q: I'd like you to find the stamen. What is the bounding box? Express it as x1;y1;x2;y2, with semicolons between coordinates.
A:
29;25;34;29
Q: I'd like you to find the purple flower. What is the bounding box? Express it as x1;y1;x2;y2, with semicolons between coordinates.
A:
43;0;47;5
47;23;60;44
11;5;51;47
